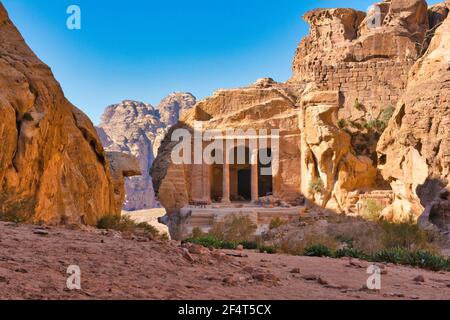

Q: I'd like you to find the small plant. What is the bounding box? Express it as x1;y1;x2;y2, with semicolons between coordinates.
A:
379;106;395;124
240;241;259;250
269;217;285;230
209;214;257;243
97;215;161;239
334;247;366;259
258;245;277;254
304;244;333;257
191;227;204;238
308;178;325;194
337;119;347;129
362;199;383;221
187;235;237;249
354;99;365;111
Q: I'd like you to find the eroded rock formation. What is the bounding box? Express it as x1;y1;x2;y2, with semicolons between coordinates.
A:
0;3;133;225
378;0;450;222
152;0;449;228
97;94;196;211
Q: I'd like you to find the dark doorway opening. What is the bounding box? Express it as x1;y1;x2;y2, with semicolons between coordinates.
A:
258;148;273;197
238;169;251;200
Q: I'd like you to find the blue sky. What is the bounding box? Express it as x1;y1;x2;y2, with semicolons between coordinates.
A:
1;0;440;124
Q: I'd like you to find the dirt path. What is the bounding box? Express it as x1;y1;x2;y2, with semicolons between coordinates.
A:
0;222;449;300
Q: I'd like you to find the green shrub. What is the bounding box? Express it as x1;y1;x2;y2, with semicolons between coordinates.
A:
403;251;449;271
370;248;449;271
97;215;161;239
362;199;383;221
354;99;365;111
371;247;408;264
240;241;259;250
379;106;395;124
334;247;366;259
258;245;277;254
308;178;325;194
304;244;333;257
187;235;237;249
337;119;347;129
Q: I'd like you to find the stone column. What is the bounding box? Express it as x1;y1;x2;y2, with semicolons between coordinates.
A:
222;162;231;204
251;149;259;203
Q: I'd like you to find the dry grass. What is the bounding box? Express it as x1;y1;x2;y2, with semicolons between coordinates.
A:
209;214;257;243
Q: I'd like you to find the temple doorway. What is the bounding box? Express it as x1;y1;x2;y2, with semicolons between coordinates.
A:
230;146;252;202
258;148;273;197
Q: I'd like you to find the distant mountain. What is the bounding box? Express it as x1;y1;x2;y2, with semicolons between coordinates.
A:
97;94;196;211
157;92;197;127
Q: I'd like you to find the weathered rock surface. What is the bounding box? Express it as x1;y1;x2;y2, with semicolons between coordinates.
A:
157;92;197;127
0;3;129;225
97;94;196;211
377;2;450;222
152;0;449;228
97;100;164;210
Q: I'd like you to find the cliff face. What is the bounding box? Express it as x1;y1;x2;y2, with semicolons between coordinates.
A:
97;94;196;211
152;0;450;226
97;100;164;211
0;4;133;225
377;0;450;223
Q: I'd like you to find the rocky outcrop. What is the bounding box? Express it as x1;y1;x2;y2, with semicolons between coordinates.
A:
291;0;429;119
97;100;164;211
97;94;196;211
106;152;141;212
152;0;450;228
300;91;377;211
157;92;197;127
377;1;450;223
0;3;129;225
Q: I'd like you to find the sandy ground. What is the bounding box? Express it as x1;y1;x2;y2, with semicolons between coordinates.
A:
0;221;449;300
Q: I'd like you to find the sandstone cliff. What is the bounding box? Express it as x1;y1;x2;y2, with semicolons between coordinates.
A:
378;0;450;223
151;0;449;227
0;3;136;225
97;94;196;211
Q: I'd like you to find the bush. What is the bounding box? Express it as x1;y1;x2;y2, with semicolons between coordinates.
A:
370;248;449;271
209;214;257;243
337;119;347;129
362;199;383;221
240;241;259;250
379;221;431;251
379;106;395;124
97;215;161;239
187;235;237;249
258;245;277;254
304;244;333;257
308;178;325;194
354;99;365;111
191;227;204;238
334;247;366;259
269;217;285;230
